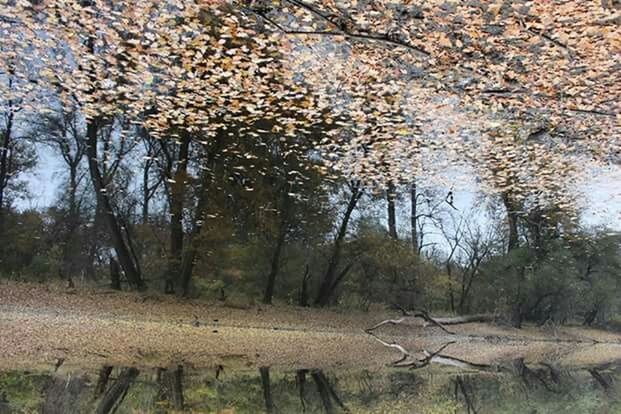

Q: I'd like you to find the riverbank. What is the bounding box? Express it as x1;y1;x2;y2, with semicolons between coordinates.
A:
1;281;621;373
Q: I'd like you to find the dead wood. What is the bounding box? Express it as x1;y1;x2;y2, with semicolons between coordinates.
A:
366;305;492;334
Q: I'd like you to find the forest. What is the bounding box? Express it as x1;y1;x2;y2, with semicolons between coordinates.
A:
0;0;620;329
2;1;621;413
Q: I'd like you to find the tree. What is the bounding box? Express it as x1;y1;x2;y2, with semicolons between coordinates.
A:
315;181;363;306
32;109;87;279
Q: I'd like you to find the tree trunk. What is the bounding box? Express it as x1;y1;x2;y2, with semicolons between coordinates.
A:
110;259;121;291
298;265;311;307
583;304;600;326
0;110;13;233
502;193;519;253
142;159;151;225
314;184;362;307
510;267;525;329
502;193;523;327
68;164;78;222
263;228;286;305
387;181;397;240
60;164;81;279
165;132;191;293
86;118;144;290
410;183;418;254
180;168;211;297
259;367;275;414
179;135;224;297
263;193;290;305
95;368;139;414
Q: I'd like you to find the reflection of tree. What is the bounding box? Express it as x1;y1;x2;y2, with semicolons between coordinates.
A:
589;368;613;394
42;375;87;414
296;369;308;412
157;365;185;411
259;367;275;414
95;368;139;414
367;331;459;369
3;363;621;413
0;394;8;414
311;370;349;414
454;376;478;414
510;359;561;394
94;366;113;399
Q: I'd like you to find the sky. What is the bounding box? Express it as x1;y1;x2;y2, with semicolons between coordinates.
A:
20;147;621;236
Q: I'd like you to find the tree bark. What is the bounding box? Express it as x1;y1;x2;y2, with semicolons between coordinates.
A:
314;183;362;307
86;118;144;290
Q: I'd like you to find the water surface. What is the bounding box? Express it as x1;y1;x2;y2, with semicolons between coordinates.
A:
1;360;619;413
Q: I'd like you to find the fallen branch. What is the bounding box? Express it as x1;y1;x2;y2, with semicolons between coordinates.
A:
366;305;494;334
366;331;413;365
432;314;494;325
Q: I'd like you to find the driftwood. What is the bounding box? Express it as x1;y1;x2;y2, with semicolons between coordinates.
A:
366;304;494;334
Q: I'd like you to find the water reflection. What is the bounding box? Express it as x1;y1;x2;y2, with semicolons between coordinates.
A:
1;361;620;413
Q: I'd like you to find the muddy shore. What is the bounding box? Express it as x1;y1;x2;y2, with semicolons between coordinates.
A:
2;281;621;373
